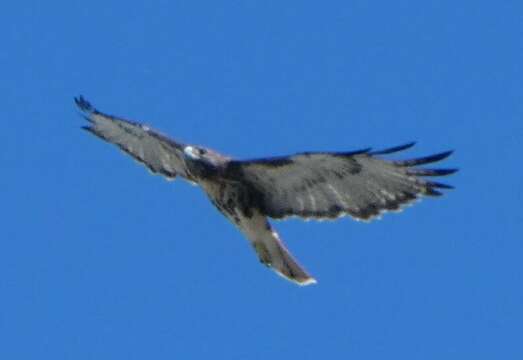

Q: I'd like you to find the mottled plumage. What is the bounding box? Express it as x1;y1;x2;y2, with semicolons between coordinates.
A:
76;96;457;286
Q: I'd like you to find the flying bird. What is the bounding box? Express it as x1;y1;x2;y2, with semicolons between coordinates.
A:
76;96;457;286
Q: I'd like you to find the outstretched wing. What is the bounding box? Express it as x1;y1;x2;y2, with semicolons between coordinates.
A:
76;96;190;180
227;143;457;221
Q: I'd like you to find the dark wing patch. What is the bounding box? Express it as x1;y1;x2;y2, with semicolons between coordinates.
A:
227;143;457;221
76;96;191;180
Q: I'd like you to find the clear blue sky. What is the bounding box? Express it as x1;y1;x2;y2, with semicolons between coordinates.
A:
1;1;521;359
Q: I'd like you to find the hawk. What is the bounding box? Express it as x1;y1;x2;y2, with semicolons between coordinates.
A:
76;96;457;286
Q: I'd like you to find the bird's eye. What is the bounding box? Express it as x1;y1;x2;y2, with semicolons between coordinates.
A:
198;148;206;155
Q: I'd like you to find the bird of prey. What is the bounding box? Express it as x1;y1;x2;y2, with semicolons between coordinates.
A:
76;96;457;286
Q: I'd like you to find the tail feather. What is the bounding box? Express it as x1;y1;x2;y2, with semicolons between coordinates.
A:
253;229;316;286
232;208;316;286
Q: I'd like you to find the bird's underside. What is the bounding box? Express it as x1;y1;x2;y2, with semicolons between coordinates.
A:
76;96;457;286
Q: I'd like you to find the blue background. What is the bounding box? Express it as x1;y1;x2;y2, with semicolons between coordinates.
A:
2;1;521;359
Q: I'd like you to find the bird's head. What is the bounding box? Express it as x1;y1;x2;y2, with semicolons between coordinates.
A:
184;145;208;160
183;145;225;178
